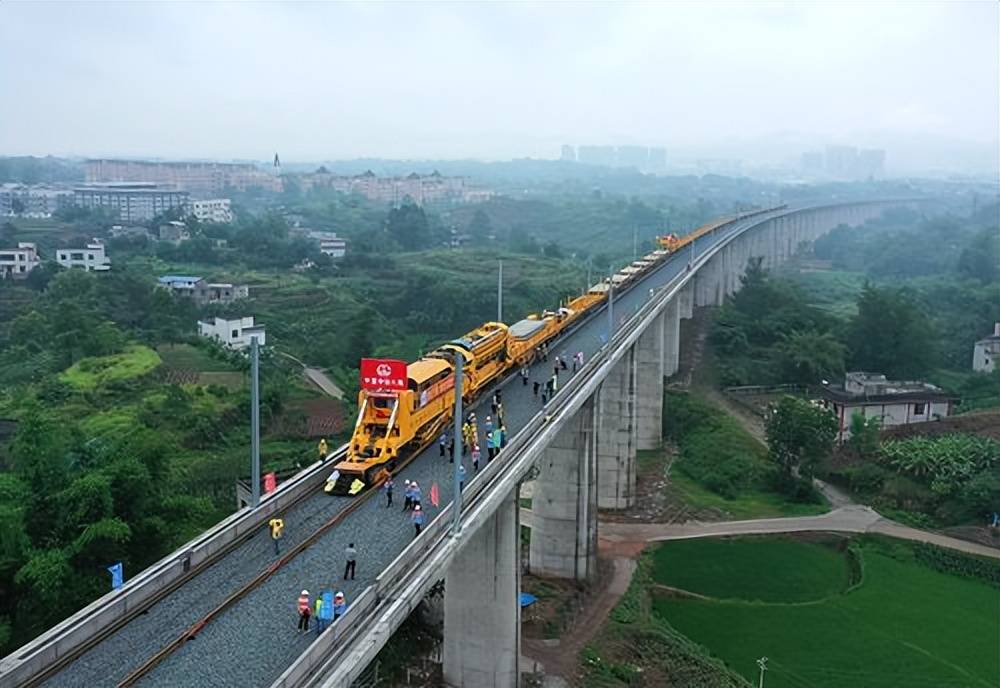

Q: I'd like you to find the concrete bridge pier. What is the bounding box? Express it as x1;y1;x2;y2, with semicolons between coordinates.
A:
597;349;637;509
662;298;680;377
635;311;665;450
528;397;598;581
443;488;520;688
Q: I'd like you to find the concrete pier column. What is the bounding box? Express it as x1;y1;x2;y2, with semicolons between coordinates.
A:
597;350;636;509
635;313;665;450
678;282;694;320
528;398;598;581
443;488;520;688
663;298;680;377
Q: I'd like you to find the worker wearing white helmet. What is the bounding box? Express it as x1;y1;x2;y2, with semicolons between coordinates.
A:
411;503;425;537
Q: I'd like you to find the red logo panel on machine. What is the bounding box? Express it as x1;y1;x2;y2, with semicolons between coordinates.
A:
360;358;408;391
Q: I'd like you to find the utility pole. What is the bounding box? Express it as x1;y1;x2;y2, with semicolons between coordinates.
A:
586;258;592;294
756;657;768;688
497;259;503;323
607;267;615;346
249;336;261;508
632;226;638;260
451;353;464;535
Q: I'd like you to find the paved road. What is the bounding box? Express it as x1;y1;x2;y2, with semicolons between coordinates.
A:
303;366;345;400
45;217;752;688
596;506;1000;560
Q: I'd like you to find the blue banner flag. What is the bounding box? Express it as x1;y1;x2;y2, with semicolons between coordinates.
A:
108;562;123;590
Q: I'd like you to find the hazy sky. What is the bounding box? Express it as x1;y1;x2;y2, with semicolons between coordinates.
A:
1;1;997;164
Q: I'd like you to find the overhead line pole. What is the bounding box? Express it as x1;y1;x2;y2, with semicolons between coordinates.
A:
451;353;464;535
607;266;615;347
497;259;503;323
250;336;261;508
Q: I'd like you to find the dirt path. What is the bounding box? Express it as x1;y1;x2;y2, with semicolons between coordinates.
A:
600;506;1000;560
522;556;637;684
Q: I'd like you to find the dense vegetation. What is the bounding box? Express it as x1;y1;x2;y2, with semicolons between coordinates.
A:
714;205;1000;386
662;391;824;510
831;433;1000;525
652;535;1000;688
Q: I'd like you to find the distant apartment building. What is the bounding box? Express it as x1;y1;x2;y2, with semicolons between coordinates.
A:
616;145;649;170
74;183;189;223
198;316;265;350
190;198;234;224
0;242;40;279
56;239;110;272
86;159;281;194
824;145;858;178
819;372;955;443
297;170;484;206
973;323;1000;374
567;145;666;172
159;275;249;305
0;184;73;218
157;220;190;244
302;231;347;258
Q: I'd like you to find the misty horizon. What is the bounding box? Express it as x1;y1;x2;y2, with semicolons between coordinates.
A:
1;2;998;174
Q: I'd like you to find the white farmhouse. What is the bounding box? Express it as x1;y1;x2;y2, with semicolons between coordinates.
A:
56;239;111;272
973;323;1000;374
0;242;41;279
198;316;266;350
819;372;956;443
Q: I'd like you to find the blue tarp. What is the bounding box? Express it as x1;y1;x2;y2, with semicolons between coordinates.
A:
519;592;537;608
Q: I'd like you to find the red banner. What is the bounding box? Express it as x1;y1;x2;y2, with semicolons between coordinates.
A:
263;472;277;494
360;358;408;391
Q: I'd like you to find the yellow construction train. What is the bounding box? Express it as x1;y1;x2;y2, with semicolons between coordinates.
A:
326;205;784;493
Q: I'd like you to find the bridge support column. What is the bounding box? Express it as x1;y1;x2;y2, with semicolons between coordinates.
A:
597;349;636;509
678;283;694;320
443;488;519;688
635;312;664;450
529;398;598;580
663;298;680;377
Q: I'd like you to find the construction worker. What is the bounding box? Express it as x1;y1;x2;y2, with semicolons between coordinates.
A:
448;436;455;462
402;479;413;511
268;517;284;556
496;401;504;425
553;358;560;378
411;504;425;537
317;438;329;461
494;426;504;452
383;476;394;508
439;432;447;457
458;463;466;492
333;591;348;620
560;353;568;371
472;444;481;472
410;481;422;509
500;425;508;449
314;595;325;636
533;380;540;397
297;590;311;632
484;415;493;437
344;542;356;580
520;366;529;386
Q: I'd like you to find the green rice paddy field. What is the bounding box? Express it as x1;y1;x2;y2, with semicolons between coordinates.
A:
651;537;999;688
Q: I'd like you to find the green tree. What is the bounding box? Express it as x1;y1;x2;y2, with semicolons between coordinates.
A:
775;329;846;384
957;229;999;283
847;284;935;378
468;209;493;244
765;396;837;485
386;203;430;251
847;412;881;458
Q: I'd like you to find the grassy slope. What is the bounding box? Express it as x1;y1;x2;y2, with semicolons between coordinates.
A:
652;538;999;688
669;472;828;520
59;344;161;389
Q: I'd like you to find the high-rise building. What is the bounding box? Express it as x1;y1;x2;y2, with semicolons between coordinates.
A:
616;146;649;170
560;145;576;162
800;152;824;175
577;145;617;167
856;149;886;178
824;145;858;178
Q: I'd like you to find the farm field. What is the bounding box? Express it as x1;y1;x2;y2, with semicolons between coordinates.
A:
652;536;1000;688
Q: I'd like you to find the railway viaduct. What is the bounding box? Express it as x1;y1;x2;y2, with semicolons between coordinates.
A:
2;200;920;688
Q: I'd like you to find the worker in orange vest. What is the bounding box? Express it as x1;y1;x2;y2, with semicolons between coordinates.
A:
318;438;329;460
297;589;311;632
